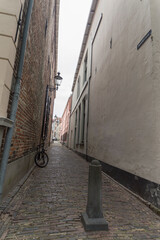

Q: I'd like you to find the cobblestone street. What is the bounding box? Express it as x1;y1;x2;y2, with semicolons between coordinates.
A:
0;143;160;239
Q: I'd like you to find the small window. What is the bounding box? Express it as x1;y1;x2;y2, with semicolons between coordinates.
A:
45;20;48;37
77;105;81;144
81;98;86;143
83;52;88;83
74;110;77;148
77;76;81;99
75;110;77;126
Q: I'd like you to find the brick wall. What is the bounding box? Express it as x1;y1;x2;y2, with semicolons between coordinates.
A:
61;96;72;144
2;0;58;162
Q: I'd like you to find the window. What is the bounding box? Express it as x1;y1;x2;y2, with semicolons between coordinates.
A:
83;52;88;83
81;98;86;143
77;105;81;144
74;111;77;148
75;110;77;126
45;20;48;37
77;76;80;99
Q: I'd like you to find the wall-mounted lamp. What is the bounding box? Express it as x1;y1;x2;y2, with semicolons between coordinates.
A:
49;72;63;91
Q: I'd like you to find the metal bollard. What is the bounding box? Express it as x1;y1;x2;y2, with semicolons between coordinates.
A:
81;160;108;231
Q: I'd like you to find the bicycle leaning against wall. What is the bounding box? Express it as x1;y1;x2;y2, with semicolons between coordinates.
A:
34;142;49;168
35;85;51;168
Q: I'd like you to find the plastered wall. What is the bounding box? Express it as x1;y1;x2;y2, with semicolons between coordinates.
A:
70;0;160;185
87;0;160;184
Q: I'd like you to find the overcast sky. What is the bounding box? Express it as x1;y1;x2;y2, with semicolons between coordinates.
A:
53;0;92;117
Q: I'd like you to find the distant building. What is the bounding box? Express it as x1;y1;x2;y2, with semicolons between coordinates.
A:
57;122;62;141
61;95;72;146
52;116;61;141
69;0;160;209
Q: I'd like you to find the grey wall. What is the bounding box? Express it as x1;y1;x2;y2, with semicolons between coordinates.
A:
2;152;35;198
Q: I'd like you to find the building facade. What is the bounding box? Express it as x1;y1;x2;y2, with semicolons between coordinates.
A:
0;0;60;198
69;0;160;209
61;95;72;145
52;116;61;141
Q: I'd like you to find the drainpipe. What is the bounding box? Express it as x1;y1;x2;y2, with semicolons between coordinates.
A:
86;37;94;160
0;0;34;201
41;85;49;142
85;56;92;160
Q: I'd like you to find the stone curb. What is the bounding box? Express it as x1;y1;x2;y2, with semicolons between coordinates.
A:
103;172;160;217
67;146;160;217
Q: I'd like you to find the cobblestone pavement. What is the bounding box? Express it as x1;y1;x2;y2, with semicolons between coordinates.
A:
0;143;160;240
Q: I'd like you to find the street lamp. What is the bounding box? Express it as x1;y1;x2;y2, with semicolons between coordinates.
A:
54;72;63;90
49;72;63;91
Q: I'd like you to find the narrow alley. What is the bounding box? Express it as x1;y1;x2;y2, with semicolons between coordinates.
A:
0;143;160;240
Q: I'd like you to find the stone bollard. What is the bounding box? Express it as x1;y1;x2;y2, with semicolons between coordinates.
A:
81;160;108;231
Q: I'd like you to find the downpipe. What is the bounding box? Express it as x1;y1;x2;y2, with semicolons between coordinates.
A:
85;43;93;160
0;0;34;201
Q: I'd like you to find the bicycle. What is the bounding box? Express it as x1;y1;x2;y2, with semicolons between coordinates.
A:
34;142;49;168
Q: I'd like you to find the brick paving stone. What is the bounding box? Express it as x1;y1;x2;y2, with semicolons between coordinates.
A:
0;143;160;240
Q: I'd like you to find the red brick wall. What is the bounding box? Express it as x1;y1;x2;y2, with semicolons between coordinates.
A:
5;0;57;162
61;96;72;143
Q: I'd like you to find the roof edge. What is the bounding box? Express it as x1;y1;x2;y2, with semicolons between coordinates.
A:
71;0;99;92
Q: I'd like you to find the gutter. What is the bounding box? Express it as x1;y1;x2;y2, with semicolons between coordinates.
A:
0;0;34;201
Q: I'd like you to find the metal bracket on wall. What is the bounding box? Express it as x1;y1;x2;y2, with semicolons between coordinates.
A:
0;118;14;128
15;4;23;43
137;29;152;50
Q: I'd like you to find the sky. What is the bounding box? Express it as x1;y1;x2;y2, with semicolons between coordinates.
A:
53;0;92;117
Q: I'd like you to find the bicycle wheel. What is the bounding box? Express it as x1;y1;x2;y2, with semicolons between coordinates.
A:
34;151;49;168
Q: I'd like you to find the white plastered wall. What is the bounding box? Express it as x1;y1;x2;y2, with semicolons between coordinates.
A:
69;44;90;153
86;0;160;184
